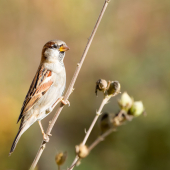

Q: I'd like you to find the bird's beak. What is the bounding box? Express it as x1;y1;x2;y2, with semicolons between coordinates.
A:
59;44;70;52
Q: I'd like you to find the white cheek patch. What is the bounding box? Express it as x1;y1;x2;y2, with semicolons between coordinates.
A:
51;49;60;58
45;49;61;63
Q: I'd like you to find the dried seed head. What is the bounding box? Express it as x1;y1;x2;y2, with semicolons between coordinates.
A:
55;151;67;166
107;81;121;96
112;113;125;126
118;92;133;110
75;144;89;158
128;101;144;117
100;112;113;134
112;111;132;126
95;79;108;96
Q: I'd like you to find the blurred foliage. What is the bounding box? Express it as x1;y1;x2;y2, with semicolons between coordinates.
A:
1;0;170;170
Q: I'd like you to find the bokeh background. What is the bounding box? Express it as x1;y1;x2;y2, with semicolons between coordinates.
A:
1;0;170;169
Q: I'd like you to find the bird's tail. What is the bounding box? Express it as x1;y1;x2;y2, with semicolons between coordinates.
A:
9;114;37;156
9;127;25;156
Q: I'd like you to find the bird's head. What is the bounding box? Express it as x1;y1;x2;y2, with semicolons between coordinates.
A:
41;40;70;63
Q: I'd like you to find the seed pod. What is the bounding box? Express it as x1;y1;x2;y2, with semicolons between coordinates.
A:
75;144;89;158
55;151;67;166
95;79;108;96
99;112;113;134
118;92;133;110
107;81;121;96
128;101;144;117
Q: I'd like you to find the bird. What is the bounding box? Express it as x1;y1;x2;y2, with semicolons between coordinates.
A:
9;40;70;156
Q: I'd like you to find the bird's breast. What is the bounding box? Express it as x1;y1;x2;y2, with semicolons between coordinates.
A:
37;67;66;114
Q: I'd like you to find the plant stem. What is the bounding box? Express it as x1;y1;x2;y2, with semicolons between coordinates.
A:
68;96;111;170
83;97;110;145
29;0;111;169
88;109;132;152
88;128;114;152
68;129;114;170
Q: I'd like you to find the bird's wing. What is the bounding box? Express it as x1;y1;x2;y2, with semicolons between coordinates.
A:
17;65;53;123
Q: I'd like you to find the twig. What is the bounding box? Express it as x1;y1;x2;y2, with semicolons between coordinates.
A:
88;128;114;152
83;97;110;145
88;108;136;152
67;159;80;170
68;96;111;170
29;0;110;169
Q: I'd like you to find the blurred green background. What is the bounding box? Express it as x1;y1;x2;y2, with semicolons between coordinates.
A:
1;0;170;169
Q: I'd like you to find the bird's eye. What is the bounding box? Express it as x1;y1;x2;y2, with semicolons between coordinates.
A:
53;44;57;48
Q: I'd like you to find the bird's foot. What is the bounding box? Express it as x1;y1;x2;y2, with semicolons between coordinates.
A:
42;133;52;142
60;97;70;106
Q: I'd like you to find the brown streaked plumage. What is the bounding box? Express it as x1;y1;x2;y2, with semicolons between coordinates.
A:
17;66;53;123
9;40;70;156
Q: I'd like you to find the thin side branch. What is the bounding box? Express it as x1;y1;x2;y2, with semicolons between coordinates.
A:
30;0;110;169
88;128;114;152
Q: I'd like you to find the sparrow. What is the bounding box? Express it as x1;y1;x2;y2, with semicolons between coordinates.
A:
9;40;70;156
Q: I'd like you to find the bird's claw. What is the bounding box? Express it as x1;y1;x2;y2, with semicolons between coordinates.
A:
60;98;70;107
43;133;51;142
48;133;52;136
